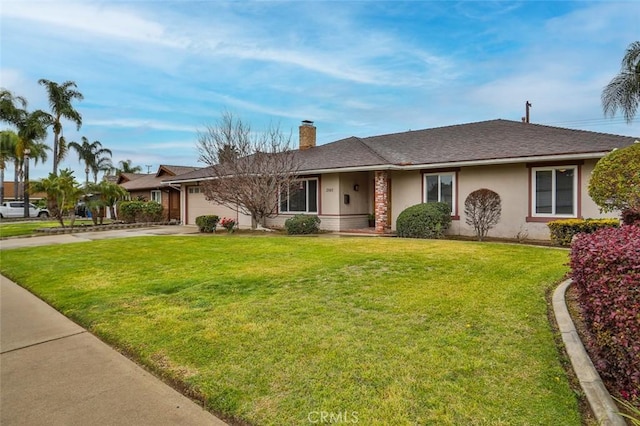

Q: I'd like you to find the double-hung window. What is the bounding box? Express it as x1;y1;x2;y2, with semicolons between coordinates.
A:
423;172;456;215
151;190;162;203
280;178;318;213
531;166;577;217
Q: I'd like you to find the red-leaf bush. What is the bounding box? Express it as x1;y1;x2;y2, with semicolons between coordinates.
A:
570;224;640;403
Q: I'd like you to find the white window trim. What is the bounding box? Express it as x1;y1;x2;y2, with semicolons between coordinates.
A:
280;178;319;214
422;172;457;216
151;190;162;203
531;166;578;218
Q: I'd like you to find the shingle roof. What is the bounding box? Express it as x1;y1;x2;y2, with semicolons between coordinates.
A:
119;165;200;190
165;119;637;182
359;119;636;165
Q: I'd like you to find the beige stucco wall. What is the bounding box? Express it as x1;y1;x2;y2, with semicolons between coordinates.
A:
389;170;422;228
456;164;531;239
183;158;620;238
266;172;371;231
387;160;620;240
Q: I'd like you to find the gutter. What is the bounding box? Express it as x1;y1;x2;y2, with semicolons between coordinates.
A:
301;152;611;175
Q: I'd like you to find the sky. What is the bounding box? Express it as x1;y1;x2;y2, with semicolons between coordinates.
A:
1;0;639;180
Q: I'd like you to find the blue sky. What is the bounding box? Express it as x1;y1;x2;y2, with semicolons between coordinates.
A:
1;0;639;179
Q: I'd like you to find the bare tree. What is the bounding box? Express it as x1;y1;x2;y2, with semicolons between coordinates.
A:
196;112;300;229
464;188;502;241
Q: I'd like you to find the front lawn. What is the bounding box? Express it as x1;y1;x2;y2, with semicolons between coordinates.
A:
0;219;111;238
0;236;580;425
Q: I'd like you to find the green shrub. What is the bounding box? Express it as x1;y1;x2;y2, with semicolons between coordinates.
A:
141;201;163;222
588;142;640;213
195;215;220;233
285;214;321;235
118;201;144;223
547;218;620;246
396;202;452;239
118;200;163;223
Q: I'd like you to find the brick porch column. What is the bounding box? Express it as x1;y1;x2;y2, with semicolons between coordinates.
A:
374;170;388;234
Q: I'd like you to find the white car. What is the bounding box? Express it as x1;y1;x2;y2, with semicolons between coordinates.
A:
0;202;50;218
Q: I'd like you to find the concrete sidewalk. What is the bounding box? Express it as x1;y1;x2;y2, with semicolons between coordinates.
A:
0;274;226;425
0;225;200;250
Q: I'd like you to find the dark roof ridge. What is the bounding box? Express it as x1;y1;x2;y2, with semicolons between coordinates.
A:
508;120;639;139
355;136;397;164
359;118;638;141
359;119;505;141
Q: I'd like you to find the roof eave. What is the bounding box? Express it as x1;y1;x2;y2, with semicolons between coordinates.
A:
301;152;611;174
164;152;611;182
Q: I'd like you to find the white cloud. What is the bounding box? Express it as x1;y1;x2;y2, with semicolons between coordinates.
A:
86;118;195;133
1;0;187;48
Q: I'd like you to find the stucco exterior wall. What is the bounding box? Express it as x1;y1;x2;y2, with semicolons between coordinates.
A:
389;170;422;228
181;158;620;239
456;164;530;239
320;174;340;215
387;160;620;240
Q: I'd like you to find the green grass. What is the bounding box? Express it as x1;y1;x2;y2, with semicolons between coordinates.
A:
0;236;580;425
0;219;112;238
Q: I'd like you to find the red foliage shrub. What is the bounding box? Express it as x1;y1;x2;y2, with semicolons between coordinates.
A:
570;224;640;402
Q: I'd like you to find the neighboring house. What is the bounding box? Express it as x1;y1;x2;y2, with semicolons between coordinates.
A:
1;181;47;202
165;119;637;240
118;165;200;222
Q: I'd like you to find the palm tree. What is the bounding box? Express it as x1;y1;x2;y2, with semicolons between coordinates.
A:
38;79;84;175
68;136;112;185
93;155;113;183
113;159;143;175
31;169;82;227
1;89;27;124
85;180;128;224
602;41;640;124
0;130;19;203
13;109;51;200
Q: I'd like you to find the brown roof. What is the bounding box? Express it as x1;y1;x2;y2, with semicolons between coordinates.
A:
165;119;637;182
118;164;200;191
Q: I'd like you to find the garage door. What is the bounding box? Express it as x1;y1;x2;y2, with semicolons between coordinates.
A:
186;186;252;226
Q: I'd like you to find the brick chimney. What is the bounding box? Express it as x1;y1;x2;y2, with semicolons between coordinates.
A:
299;120;316;150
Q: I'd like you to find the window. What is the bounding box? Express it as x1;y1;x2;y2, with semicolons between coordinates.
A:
532;166;577;217
188;187;201;194
280;178;318;213
423;172;456;214
151;190;162;203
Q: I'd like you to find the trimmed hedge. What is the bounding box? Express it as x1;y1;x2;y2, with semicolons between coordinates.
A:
570;225;640;402
118;201;163;223
547;218;620;246
284;214;321;235
396;202;451;239
195;215;220;233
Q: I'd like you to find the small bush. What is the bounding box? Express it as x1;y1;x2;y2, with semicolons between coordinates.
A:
547;218;620;246
570;225;640;403
396;202;451;239
140;201;163;222
119;200;163;223
285;214;321;235
119;201;142;223
464;188;501;241
195;215;220;233
622;209;640;225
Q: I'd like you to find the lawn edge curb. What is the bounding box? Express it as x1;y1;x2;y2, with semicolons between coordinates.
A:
552;279;626;426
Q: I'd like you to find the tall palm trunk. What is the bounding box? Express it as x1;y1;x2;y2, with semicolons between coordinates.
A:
0;165;4;203
13;159;19;200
